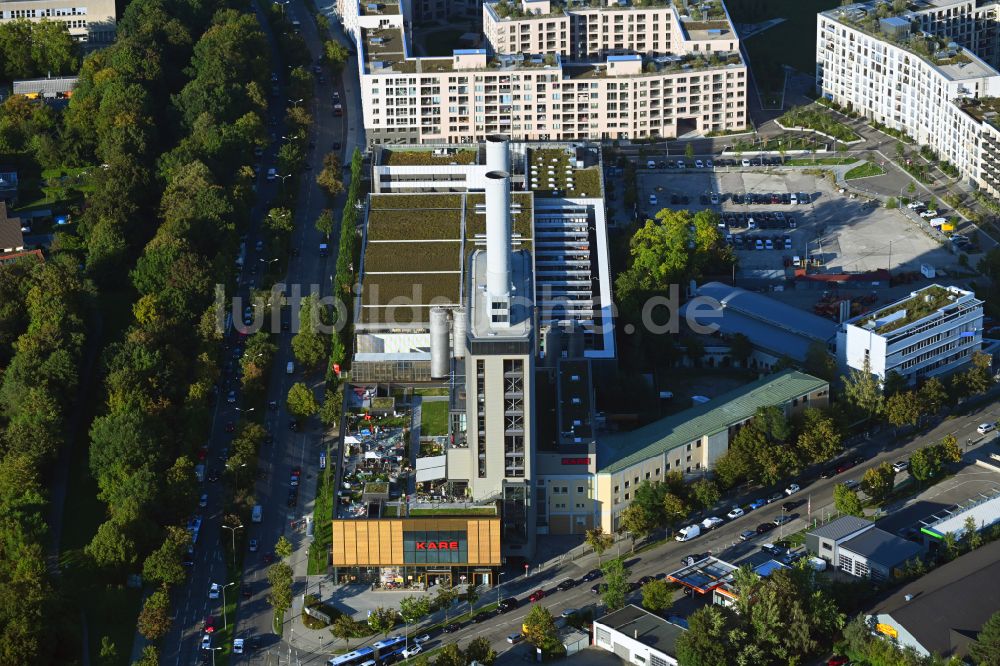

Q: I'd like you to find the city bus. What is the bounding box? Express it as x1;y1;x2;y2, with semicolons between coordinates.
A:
373;636;407;663
328;646;375;666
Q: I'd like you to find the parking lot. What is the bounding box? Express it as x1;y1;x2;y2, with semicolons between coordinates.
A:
637;164;960;277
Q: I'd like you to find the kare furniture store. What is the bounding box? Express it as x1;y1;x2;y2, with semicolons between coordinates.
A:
331;517;501;588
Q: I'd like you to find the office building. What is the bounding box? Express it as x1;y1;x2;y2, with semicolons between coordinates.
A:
816;0;1000;200
835;528;923;580
806;516;876;567
595;370;829;533
865;538;1000;659
837;284;984;384
0;0;116;43
337;0;748;144
593;605;687;666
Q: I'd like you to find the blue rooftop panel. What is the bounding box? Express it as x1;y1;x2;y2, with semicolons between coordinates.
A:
453;49;486;55
607;55;642;62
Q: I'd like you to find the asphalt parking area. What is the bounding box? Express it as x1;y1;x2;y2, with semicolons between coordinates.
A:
637;166;960;278
877;465;1000;537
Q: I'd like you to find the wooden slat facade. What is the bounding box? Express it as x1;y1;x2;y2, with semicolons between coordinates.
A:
331;518;501;566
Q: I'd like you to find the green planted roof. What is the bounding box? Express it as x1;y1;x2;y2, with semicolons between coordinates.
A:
597;370;828;474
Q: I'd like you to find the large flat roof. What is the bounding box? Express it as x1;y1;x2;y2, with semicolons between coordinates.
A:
688;282;838;361
919;491;1000;540
867;538;1000;658
597;370;828;474
595;604;686;656
840;528;923;567
807;515;874;541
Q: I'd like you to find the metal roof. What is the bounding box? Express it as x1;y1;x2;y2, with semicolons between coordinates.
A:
919;491;1000;540
687;282;838;361
666;556;738;593
595;605;686;656
597;370;828;474
840;528;923;566
807;515;873;541
867;539;1000;658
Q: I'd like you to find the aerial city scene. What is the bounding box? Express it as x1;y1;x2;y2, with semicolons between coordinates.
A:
3;0;1000;664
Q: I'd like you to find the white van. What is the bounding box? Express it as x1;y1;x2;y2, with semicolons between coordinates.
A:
252;505;262;523
286;361;294;374
929;217;948;227
675;524;701;542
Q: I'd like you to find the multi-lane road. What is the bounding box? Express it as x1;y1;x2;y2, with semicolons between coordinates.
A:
163;0;362;663
404;400;1000;660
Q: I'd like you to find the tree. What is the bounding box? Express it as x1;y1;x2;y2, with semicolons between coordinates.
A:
882;370;908;397
98;636;117;666
464;636;497;666
794;408;843;464
601;557;630;611
964;515;983;550
662;492;689;529
275;535;293;560
619;503;657;551
332;614;357;648
970;610;1000;666
640;579;674;614
265;207;294;234
330;615;357;646
287;382;319;419
316;152;345;197
909;444;942;483
142;525;191;586
917;376;947;413
691;479;721;512
86;519;138;569
133;645;159;666
434;582;457;618
883;390;921;428
324;39;349;72
433;644;466;666
398;595;431;624
955;351;994;396
860;463;896;503
367;607;397;636
585;527;613;564
137;585;172;640
464;584;480;609
938;433;962;463
833;483;865;517
522;604;562;654
685;143;695;160
729;333;752;367
804;341;837;381
268;562;294;613
316;209;335;238
842;358;883;418
292;327;327;370
675;605;733;666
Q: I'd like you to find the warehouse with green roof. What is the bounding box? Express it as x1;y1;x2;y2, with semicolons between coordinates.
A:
592;370;830;533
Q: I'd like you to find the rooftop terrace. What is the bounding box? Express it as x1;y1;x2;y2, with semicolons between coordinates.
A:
958;97;1000;131
361;1;400;16
857;284;975;334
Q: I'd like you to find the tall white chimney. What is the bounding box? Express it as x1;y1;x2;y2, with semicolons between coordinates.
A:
485;134;510;173
484;170;512;306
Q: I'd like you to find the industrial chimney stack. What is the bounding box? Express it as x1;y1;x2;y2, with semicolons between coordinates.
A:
484;170;512;324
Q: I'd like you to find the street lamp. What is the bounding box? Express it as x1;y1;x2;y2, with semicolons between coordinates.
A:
221;524;244;568
279;173;293;187
497;571;505;607
228;461;248;489
288;98;304;108
235;407;255;413
208;646;222;666
221;581;238;629
260;257;279;264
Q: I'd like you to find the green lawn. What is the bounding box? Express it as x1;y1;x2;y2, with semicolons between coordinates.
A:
778;107;861;142
727;0;841;103
14;165;97;213
419;400;448;436
844;162;886;180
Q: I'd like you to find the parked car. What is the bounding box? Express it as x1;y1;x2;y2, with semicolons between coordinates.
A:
739;530;757;542
892;460;909;472
561;609;579;619
442;623;461;633
591;583;607;594
649;194;658;206
766;492;784;503
414;633;432;644
842;479;860;490
756;522;777;534
978;422;996;435
556;578;576;591
199;493;208;508
507;633;523;644
581;568;602;582
695;159;704;168
498;598;519;612
701;516;724;530
748;499;767;510
726;506;745;519
773;514;793;526
782;500;803;512
402;645;422;658
785;483;801;495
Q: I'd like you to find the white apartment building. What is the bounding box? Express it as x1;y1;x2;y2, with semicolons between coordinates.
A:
0;0;116;43
837;284;984;384
816;0;1000;199
337;0;748;144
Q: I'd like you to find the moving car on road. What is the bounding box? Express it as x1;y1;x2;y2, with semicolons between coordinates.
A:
208;582;220;599
528;589;546;602
978;422;996;435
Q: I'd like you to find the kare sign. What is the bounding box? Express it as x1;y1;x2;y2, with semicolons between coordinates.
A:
415;541;460;551
403;529;468;564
